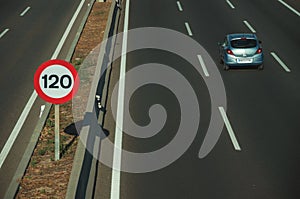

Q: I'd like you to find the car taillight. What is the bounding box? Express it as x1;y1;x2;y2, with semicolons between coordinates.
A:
226;49;234;55
256;48;262;54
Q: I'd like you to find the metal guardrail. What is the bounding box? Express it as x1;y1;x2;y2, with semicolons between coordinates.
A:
65;1;120;198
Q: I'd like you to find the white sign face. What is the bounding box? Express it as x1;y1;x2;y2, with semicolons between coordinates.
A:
34;59;79;104
39;65;74;99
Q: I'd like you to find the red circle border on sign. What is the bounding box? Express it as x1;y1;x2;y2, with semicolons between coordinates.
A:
34;59;80;104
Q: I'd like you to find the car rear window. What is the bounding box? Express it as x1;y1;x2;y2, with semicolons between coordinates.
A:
230;39;257;48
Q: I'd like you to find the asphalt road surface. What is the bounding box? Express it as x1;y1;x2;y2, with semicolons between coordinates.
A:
96;0;300;198
0;0;91;197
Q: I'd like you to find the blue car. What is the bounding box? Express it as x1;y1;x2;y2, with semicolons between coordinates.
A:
219;33;264;70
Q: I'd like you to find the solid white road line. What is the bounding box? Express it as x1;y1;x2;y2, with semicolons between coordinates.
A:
177;1;183;12
0;0;85;169
51;0;85;59
20;6;31;17
185;22;193;36
270;52;291;72
0;91;37;168
226;0;235;9
110;0;130;199
218;107;241;151
0;28;9;39
243;20;256;33
197;55;209;77
278;0;300;17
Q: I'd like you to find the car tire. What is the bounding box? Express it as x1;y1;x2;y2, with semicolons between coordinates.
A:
223;64;229;71
220;58;224;64
258;64;264;70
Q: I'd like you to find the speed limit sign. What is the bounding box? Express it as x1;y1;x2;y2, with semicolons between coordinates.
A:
34;59;79;104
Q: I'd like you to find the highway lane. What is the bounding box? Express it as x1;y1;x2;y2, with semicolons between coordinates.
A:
97;0;300;198
0;0;91;197
186;0;300;198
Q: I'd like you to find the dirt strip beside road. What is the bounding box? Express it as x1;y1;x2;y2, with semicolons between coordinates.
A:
16;2;111;198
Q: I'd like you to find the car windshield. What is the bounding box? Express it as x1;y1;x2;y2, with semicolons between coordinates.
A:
230;39;257;48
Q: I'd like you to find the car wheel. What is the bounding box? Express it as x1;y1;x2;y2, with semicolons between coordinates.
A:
223;64;229;71
220;58;224;64
258;64;264;70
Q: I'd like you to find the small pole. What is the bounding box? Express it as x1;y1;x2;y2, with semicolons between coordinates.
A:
55;104;60;160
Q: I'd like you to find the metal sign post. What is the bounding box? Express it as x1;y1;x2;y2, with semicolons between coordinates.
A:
55;104;60;160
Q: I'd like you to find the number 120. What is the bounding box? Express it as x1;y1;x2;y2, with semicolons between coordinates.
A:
41;74;72;89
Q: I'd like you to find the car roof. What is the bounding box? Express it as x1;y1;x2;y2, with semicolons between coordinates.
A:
227;33;257;41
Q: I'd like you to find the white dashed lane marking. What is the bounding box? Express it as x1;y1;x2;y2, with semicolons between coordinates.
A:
197;55;209;77
226;0;235;9
20;6;31;17
177;1;183;11
0;28;9;39
184;22;193;36
270;52;291;72
278;0;300;17
219;106;241;151
243;20;256;33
